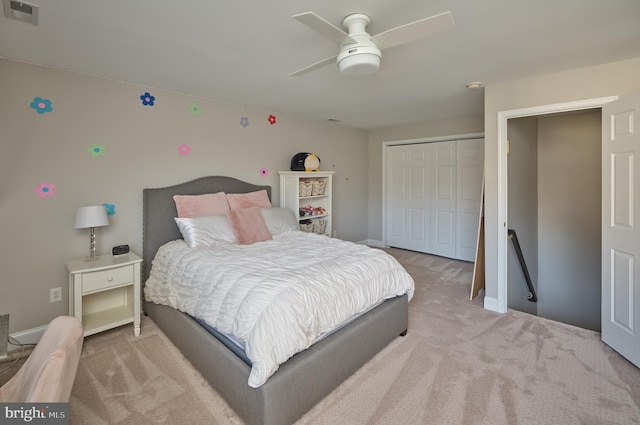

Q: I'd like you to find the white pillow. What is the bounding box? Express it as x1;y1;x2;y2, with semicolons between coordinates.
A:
174;215;237;248
260;207;300;235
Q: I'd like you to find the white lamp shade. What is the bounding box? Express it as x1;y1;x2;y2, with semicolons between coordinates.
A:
75;206;110;229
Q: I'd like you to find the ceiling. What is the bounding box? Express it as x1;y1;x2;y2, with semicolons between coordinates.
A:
1;0;639;130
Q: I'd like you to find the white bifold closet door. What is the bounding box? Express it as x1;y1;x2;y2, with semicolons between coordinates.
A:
386;139;484;261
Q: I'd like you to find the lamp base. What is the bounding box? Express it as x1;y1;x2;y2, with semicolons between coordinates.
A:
88;227;97;261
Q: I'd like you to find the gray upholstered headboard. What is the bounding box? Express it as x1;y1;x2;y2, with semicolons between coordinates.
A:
142;176;271;282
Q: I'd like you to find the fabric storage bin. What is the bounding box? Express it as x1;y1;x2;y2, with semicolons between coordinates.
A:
299;179;313;197
313;219;327;235
299;222;314;232
311;179;326;196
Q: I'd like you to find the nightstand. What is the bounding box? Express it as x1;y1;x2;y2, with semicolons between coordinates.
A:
66;252;142;337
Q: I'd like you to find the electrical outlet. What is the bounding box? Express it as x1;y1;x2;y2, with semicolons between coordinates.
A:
50;287;62;303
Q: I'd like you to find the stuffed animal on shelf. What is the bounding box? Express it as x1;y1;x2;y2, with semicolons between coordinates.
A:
290;153;321;172
299;205;326;217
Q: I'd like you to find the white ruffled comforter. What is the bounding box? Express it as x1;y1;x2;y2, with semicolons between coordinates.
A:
144;231;414;388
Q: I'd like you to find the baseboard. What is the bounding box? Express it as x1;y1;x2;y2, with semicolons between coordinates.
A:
8;324;47;350
483;296;499;312
0;325;45;364
360;239;385;248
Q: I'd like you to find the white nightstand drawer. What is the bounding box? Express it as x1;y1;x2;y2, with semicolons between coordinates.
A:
82;265;133;294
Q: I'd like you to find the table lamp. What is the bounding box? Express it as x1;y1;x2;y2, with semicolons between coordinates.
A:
75;206;110;261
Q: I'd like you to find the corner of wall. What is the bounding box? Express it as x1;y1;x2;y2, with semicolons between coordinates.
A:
361;239;384;248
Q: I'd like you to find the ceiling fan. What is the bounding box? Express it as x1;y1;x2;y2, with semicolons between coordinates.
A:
289;10;455;78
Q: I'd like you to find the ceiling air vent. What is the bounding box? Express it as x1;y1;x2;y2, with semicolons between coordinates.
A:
3;0;39;25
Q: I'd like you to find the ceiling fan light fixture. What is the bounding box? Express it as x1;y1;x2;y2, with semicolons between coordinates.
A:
290;10;454;78
337;46;381;77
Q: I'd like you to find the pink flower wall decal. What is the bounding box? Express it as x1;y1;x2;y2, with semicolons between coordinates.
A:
34;182;56;198
178;144;191;156
268;114;276;125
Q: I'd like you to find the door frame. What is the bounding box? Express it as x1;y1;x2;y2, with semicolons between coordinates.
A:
492;96;618;313
382;132;484;248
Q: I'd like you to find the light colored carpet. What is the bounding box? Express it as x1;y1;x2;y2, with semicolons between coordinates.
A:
299;249;640;425
68;322;240;424
4;248;639;424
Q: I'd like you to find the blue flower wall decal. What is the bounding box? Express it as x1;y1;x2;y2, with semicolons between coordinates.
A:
102;203;116;216
30;97;53;114
140;92;155;106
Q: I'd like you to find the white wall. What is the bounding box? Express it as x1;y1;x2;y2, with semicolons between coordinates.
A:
483;57;640;308
507;116;538;316
0;58;369;334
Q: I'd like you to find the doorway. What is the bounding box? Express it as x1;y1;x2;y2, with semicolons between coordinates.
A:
507;110;601;331
493;96;618;315
494;93;640;370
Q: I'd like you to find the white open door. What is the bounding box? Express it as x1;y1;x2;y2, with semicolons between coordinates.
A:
602;92;640;368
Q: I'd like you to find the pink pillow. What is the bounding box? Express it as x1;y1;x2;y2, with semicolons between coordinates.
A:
227;190;271;210
173;192;230;218
226;207;272;245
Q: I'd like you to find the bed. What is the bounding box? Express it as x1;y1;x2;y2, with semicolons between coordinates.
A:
142;176;412;425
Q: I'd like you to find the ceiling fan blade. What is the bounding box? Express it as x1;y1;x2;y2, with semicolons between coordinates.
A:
377;56;396;79
293;12;355;45
371;11;454;51
289;55;338;77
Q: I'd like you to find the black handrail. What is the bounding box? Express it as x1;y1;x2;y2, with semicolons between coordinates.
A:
508;229;538;303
